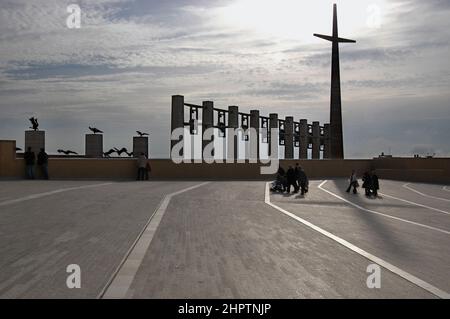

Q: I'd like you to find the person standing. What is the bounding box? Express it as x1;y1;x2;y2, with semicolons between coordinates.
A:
371;170;380;197
286;165;297;194
24;147;35;179
346;170;358;194
145;161;152;181
362;171;372;196
37;148;49;180
293;163;301;193
277;166;287;192
297;166;309;196
137;152;147;181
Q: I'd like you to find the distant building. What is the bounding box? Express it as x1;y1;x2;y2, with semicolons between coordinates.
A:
378;152;393;159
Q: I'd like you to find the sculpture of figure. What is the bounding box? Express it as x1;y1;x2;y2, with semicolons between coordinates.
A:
89;126;103;134
136;131;149;137
57;149;78;155
103;149;116;157
29;117;39;131
114;147;129;156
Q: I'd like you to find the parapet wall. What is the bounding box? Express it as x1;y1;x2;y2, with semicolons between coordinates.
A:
1;140;449;182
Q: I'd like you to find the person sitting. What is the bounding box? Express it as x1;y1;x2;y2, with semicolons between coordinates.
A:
278;166;287;192
271;166;286;192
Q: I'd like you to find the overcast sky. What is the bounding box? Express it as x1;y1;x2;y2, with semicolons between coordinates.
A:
0;0;449;158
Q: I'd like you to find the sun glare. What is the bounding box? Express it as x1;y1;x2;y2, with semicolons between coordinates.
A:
217;0;388;42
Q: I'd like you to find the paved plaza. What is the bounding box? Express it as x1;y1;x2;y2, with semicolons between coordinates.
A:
0;179;449;298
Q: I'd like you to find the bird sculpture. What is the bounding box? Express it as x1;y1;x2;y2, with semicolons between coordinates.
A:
136;131;149;137
89;126;103;134
29;117;39;131
57;149;78;155
103;149;116;157
114;147;129;156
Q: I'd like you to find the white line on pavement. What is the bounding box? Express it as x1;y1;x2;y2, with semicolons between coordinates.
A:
403;183;450;202
99;182;210;299
317;181;450;235
265;182;450;299
380;192;450;216
0;183;113;207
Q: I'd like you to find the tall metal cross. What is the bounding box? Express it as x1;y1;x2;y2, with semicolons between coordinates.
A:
314;3;355;159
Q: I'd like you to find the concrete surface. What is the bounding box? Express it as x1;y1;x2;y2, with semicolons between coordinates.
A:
0;179;448;298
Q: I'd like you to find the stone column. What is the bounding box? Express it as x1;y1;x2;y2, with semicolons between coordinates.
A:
25;130;45;154
312;121;320;159
171;95;184;156
202;101;214;159
250;110;260;161
85;134;103;158
323;124;331;159
284;116;294;159
299;119;308;159
133;136;148;158
227;105;239;161
269;113;278;159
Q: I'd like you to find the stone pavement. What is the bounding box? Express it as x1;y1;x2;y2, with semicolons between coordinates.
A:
0;179;448;298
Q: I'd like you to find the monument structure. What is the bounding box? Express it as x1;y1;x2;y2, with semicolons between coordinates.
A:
85;127;104;158
170;95;331;161
133;135;149;158
314;4;355;159
25;117;45;154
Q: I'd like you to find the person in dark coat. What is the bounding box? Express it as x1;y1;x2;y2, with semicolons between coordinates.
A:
276;166;287;192
137;152;147;181
293;163;302;193
37;148;49;180
362;171;372;196
24;147;35;179
297;166;309;195
371;170;380;197
286;165;297;194
346;170;358;194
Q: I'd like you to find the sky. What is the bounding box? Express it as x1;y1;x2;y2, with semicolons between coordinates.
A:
0;0;449;158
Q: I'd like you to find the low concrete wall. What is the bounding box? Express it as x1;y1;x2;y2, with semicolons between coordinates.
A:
1;140;449;182
372;157;450;183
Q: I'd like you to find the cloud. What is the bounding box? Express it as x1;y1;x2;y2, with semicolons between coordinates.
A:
0;0;449;158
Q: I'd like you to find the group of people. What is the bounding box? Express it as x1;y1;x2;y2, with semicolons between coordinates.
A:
272;163;309;195
23;148;151;181
24;147;49;180
361;171;380;197
346;169;380;197
272;166;380;198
